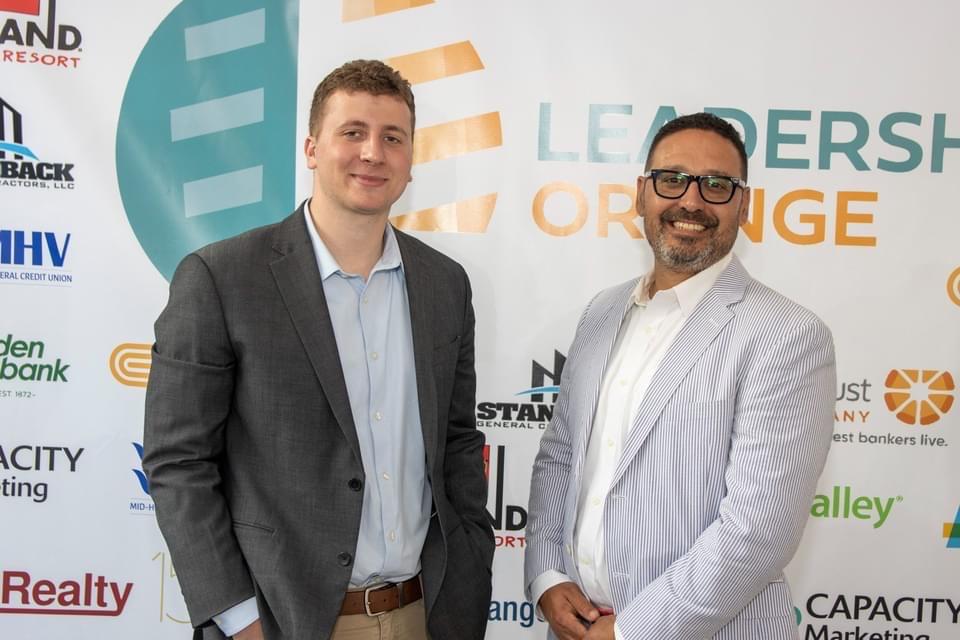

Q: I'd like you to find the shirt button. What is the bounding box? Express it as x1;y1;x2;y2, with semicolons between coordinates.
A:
337;552;353;567
607;439;615;447
389;531;397;542
362;296;369;304
580;556;591;566
374;411;383;421
347;478;362;491
618;379;627;387
370;351;379;360
592;497;601;507
382;472;391;481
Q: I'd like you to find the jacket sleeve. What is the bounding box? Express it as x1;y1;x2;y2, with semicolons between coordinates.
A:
616;316;836;639
524;296;597;599
441;269;495;570
142;253;255;628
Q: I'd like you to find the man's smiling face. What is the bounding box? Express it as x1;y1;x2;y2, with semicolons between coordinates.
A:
637;128;750;277
305;89;413;218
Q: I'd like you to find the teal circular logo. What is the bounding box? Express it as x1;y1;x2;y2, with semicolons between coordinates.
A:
116;0;299;280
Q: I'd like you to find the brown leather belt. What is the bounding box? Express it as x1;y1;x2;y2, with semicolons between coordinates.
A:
339;576;422;616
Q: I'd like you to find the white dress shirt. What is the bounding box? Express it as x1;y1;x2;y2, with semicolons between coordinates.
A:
530;253;732;637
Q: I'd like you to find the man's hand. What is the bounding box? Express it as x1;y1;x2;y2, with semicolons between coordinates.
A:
539;582;599;640
233;619;263;640
584;613;615;640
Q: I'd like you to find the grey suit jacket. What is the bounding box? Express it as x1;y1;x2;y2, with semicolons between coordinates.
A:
143;206;493;640
525;257;835;639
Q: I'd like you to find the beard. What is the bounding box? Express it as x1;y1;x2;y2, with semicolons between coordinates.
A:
645;207;737;274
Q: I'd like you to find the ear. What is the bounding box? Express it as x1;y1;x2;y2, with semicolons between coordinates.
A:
737;186;751;225
636;175;646;217
304;136;317;169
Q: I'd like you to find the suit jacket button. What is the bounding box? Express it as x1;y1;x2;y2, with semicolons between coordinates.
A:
338;552;353;567
348;478;362;491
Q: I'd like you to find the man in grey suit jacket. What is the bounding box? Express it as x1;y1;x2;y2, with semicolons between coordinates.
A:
143;60;493;640
525;113;836;639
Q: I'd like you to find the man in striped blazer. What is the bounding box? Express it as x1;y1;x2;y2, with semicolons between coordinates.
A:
525;112;835;640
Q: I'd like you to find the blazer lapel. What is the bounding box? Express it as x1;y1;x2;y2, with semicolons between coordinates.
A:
395;230;438;471
269;207;361;461
569;282;636;487
610;257;751;488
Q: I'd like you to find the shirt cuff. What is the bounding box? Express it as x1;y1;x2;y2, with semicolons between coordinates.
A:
212;597;259;637
529;570;574;620
614;620;624;640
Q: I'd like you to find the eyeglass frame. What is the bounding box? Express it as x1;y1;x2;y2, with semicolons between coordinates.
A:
644;169;747;205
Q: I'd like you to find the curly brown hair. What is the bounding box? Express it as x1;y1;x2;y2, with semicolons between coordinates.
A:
308;59;415;136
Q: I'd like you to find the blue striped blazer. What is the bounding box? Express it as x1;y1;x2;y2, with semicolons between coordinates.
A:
525;256;835;639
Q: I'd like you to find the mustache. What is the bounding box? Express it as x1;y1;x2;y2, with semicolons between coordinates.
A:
661;208;717;228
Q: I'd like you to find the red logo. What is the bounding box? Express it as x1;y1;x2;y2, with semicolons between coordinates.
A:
0;0;40;16
0;571;133;616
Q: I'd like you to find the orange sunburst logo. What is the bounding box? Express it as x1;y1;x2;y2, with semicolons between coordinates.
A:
883;369;955;426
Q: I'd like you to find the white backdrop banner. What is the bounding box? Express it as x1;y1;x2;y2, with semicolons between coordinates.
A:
2;0;958;638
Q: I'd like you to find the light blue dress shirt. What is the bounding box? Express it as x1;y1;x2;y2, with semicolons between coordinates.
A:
214;205;430;635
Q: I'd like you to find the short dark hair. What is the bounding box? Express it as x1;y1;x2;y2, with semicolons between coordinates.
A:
645;112;748;181
309;59;415;135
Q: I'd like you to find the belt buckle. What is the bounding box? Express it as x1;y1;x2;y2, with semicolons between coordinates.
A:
363;584;389;617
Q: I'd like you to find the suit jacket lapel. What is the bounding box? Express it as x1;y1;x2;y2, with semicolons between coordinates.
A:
570;283;635;487
269;206;362;461
610;257;751;488
395;230;438;471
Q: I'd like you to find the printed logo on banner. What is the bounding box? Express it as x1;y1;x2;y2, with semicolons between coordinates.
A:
484;444;527;549
116;0;299;281
883;369;954;426
0;0;82;69
129;442;155;515
488;599;535;629
477;350;566;431
0;98;77;190
150;551;189;624
809;485;902;529
948;267;960;308
0;443;83;503
802;591;960;639
109;343;151;388
944;506;960;550
534;104;960;244
0;334;69;397
0;229;73;287
833;368;954;450
0;570;133;616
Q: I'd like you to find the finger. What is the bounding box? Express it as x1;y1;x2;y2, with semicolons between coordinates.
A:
565;589;599;623
555;610;589;640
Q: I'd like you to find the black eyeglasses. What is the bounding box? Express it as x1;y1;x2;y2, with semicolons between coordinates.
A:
646;169;746;205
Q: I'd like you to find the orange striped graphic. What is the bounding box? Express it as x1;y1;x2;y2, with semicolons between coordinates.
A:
392;193;496;233
387;41;484;85
413;112;502;165
110;343;153;388
342;0;433;22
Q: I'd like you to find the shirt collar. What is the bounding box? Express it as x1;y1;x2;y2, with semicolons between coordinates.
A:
631;252;733;316
303;200;403;281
